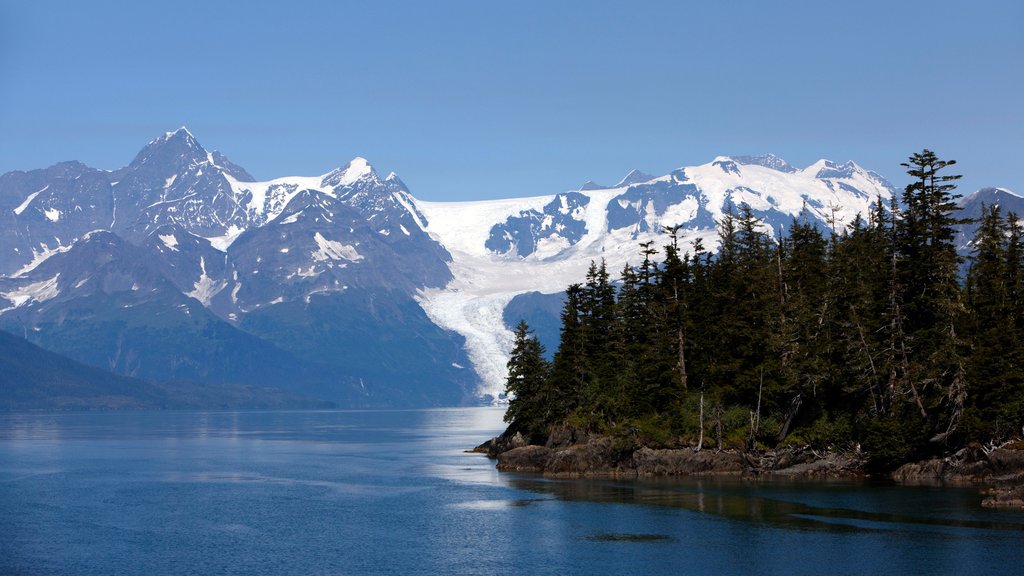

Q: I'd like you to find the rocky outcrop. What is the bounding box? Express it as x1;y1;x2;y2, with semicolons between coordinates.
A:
631;447;744;476
480;433;1024;508
891;444;1024;485
471;429;531;457
495;446;552;473
486;434;861;479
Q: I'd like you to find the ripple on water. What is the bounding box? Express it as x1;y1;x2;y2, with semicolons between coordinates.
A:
585;533;676;543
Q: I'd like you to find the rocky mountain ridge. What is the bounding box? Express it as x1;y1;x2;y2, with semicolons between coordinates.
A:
1;129;1013;405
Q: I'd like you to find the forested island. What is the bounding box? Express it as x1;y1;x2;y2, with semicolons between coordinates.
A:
481;151;1024;507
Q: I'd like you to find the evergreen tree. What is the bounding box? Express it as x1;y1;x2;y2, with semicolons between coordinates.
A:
549;284;588;422
504;320;551;440
964;206;1024;439
500;150;1020;465
580;259;620;418
897;150;966;442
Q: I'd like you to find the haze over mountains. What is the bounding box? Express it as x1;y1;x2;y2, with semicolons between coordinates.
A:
0;129;1014;406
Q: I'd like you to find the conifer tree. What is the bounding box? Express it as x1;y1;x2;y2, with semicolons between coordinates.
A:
549;284;588;422
965;206;1024;439
898;150;966;441
504;320;551;440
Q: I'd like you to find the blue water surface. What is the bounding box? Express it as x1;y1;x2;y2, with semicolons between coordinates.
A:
1;408;1022;576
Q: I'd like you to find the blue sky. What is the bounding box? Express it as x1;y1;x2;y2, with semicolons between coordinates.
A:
1;1;1021;200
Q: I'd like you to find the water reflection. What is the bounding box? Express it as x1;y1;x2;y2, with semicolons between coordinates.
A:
501;475;1024;534
2;408;1023;576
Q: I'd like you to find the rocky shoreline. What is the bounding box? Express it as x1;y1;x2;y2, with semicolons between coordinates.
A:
473;431;1024;508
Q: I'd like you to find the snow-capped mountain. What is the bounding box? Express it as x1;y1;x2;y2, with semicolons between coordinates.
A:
955;187;1024;252
1;128;919;405
0;129;471;406
414;153;897;399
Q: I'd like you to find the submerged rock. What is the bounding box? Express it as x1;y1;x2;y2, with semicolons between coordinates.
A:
982;484;1024;508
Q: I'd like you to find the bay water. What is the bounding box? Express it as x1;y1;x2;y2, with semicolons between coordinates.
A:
1;408;1022;575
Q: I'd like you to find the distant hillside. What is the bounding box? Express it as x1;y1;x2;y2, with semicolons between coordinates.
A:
0;329;333;411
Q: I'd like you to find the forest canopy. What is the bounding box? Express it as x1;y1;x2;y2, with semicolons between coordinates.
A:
504;150;1024;470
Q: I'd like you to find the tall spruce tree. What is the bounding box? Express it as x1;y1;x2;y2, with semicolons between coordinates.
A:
964;205;1024;439
898;150;966;442
504;320;551;440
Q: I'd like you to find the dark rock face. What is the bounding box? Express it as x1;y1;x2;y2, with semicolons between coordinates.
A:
712;158;741;176
110;128;255;242
606;178;712;236
0;129;476;408
814;160;859;180
891;445;1024;485
486;192;590;257
0;232;365;402
887;444;1024;508
0;162;115;276
497;446;552;473
632;447;744;476
492;436;751;478
615;169;656;187
543;438;625;476
732;154;797;174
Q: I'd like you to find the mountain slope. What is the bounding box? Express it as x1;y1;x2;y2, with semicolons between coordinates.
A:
414;155;896;399
956;187;1024;251
7;128;986;406
0;329;332;410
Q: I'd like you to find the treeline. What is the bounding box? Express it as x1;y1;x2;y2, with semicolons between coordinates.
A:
504;150;1024;469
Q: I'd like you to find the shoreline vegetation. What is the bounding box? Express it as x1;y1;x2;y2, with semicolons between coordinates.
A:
480;151;1024;509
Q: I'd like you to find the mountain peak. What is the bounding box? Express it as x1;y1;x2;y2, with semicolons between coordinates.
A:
615;169;655;188
731;153;797;174
961;186;1024;205
166;126;195;139
579;180;606;191
806;158;864;180
322;156;379;188
152;126;201;150
129;127;208;170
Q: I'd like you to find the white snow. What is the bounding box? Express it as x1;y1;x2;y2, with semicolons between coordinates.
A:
14;186;48;215
159;233;179;251
413;156;892;399
325;157;374;187
164;174;177;189
223;174;327;221
186;257;226;306
312;232;362;262
43;208;61;222
9;242;75;278
206;225;244;251
416;194;556;257
230;274;242;304
415;186;637;399
278;211;303;225
392;192;427;231
0;274;61;312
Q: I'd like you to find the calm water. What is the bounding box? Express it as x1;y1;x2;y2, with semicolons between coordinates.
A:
1;408;1022;576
